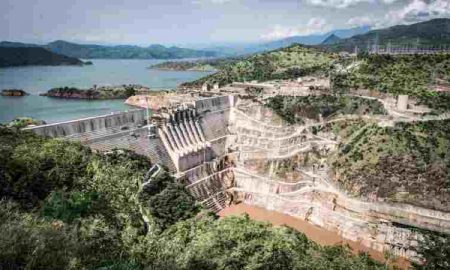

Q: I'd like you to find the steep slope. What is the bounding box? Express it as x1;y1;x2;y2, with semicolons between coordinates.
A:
323;18;450;52
0;47;84;67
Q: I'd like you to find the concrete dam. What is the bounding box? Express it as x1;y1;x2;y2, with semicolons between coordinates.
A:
25;95;450;262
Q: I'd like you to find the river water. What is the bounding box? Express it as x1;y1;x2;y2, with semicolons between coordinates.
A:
219;204;410;269
0;59;211;123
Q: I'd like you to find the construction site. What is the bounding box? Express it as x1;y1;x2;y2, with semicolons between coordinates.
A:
24;82;450;264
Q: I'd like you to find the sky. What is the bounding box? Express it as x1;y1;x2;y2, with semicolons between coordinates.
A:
1;0;449;46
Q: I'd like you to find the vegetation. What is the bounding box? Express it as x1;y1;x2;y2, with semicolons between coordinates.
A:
417;92;450;114
182;44;337;87
315;119;450;211
150;57;242;72
414;230;450;270
41;85;139;99
0;127;390;269
0;47;84;67
266;95;387;124
7;117;45;128
1;89;29;96
331;53;450;97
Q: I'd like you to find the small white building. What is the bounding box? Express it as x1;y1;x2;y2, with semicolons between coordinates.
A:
201;83;210;92
397;95;409;111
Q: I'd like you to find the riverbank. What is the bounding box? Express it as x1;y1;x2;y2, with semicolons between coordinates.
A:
219;203;411;269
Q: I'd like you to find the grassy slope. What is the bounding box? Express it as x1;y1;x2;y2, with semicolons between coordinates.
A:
182;44;337;87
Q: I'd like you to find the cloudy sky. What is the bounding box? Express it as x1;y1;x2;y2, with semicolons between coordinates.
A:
1;0;449;46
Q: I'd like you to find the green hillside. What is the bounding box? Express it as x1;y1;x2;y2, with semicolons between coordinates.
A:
0;47;84;67
331;53;450;101
182;44;337;87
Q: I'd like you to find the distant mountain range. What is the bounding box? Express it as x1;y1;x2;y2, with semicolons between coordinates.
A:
321;18;450;52
0;40;218;59
0;47;84;67
202;26;370;56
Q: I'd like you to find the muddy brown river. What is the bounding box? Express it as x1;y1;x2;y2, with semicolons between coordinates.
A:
219;204;410;269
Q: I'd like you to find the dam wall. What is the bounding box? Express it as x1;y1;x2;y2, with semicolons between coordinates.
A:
155;96;235;172
24;109;146;138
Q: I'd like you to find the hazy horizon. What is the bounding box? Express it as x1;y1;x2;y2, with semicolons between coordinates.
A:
1;0;449;47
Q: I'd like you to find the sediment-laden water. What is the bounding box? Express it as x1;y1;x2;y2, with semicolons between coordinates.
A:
219;204;410;269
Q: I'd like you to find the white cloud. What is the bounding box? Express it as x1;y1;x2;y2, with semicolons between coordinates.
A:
383;0;450;26
192;0;235;5
347;16;374;27
261;17;332;40
305;0;405;8
306;0;372;8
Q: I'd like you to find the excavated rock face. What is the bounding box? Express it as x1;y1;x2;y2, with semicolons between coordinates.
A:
348;155;449;210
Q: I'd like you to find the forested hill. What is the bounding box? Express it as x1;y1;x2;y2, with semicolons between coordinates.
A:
0;40;218;59
182;44;336;88
321;18;450;52
0;47;84;67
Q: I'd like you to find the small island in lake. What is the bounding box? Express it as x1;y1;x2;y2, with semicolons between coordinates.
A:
150;61;218;72
40;84;151;99
149;57;239;72
1;89;29;96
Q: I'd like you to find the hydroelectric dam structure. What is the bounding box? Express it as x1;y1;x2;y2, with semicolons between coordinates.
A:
24;95;450;262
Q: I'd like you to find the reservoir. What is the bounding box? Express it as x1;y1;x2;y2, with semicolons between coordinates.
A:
0;59;212;123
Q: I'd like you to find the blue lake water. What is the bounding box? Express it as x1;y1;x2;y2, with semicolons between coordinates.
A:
0;59;211;123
